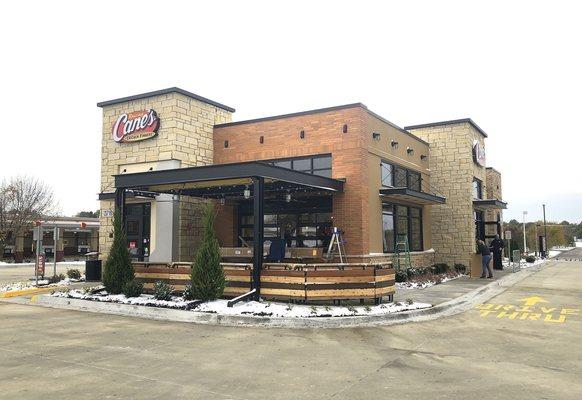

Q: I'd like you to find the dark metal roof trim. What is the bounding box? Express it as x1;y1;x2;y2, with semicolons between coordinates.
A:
404;118;488;138
379;187;446;204
113;161;344;193
214;103;364;128
97;87;235;112
473;199;507;209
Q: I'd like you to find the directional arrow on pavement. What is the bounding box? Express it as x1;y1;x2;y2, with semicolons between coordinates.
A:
519;296;549;306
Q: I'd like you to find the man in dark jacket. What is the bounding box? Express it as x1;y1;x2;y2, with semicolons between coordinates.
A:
490;234;505;270
477;239;493;279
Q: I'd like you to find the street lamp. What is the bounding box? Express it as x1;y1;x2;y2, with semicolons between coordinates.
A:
522;211;528;254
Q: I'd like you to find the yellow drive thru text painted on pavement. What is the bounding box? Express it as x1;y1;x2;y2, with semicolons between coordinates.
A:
475;296;579;324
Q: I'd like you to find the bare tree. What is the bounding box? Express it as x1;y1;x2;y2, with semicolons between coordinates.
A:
0;176;57;254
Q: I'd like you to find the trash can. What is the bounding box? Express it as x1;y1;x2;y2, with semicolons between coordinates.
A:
85;252;102;282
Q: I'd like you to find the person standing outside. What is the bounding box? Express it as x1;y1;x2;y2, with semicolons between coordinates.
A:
490;234;505;270
477;239;493;279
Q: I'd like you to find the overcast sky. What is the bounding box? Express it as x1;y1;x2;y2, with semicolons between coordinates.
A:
1;0;580;223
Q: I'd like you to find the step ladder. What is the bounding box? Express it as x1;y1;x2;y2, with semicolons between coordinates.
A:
325;227;347;263
394;234;411;270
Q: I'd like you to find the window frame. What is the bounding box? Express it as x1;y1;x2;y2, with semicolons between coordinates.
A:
472;178;483;200
266;154;332;177
382;203;423;252
381;160;423;192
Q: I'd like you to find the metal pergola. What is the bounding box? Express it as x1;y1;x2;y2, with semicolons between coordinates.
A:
112;161;344;301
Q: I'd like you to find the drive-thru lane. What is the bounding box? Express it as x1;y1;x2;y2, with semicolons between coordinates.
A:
0;261;580;400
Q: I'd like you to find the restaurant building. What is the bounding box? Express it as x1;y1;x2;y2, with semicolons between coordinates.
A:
97;88;506;283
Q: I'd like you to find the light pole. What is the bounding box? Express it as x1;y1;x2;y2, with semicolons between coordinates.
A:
542;204;548;258
534;222;540;257
522;211;528;255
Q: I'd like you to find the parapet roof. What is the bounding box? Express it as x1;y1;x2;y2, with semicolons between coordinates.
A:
404;118;488;138
215;103;429;145
97;87;235;112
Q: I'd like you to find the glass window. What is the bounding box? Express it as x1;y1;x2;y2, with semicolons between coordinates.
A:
409;172;421;191
241;228;254;237
240;215;253;225
264;227;279;237
410;208;422;251
264;214;277;224
292;158;311;171
313;156;331;170
381;162;393;187
299;213;316;224
473;178;483;199
298;226;317;236
274;160;292;169
382;210;394;253
126;221;139;236
394;167;407;187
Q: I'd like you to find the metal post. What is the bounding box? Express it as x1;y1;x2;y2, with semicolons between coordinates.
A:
543;204;547;257
53;226;59;277
35;225;41;285
115;188;126;226
522;211;528;255
252;177;264;300
534;222;540;258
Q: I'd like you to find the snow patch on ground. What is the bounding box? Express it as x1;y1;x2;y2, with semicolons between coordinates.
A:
503;257;546;270
51;289;432;318
0;260;86;267
396;272;464;290
0;277;84;293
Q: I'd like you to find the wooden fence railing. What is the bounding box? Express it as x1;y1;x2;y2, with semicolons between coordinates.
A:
133;262;394;303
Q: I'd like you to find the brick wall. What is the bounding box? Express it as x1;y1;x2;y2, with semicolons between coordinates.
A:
213;105;370;255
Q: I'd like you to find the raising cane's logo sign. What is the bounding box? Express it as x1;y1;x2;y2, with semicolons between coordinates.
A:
472;140;486;167
112;109;160;143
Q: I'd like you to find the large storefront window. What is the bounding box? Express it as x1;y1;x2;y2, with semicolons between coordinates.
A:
381;161;422;192
382;208;394;253
382;204;423;252
238;197;332;248
267;154;332;178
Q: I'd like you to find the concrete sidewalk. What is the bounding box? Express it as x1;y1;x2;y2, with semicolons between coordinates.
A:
394;266;533;306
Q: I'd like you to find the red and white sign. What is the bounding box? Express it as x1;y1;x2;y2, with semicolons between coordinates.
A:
129;241;137;249
37;254;45;276
472;141;486;167
112;109;160;143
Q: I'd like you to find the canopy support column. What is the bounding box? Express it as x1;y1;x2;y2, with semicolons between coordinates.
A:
252;176;264;300
114;187;126;226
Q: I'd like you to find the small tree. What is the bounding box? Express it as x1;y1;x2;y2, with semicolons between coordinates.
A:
103;210;134;294
191;203;225;301
0;176;57;255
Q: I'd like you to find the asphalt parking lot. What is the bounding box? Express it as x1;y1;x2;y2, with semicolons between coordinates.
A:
1;260;581;400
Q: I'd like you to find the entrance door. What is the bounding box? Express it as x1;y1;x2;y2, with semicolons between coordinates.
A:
124;203;151;261
474;210;485;242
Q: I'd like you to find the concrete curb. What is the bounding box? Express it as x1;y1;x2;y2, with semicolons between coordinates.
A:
2;262;551;329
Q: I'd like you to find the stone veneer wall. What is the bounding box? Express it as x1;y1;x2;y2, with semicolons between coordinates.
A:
98;92;232;261
408;122;487;267
485;167;503;238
